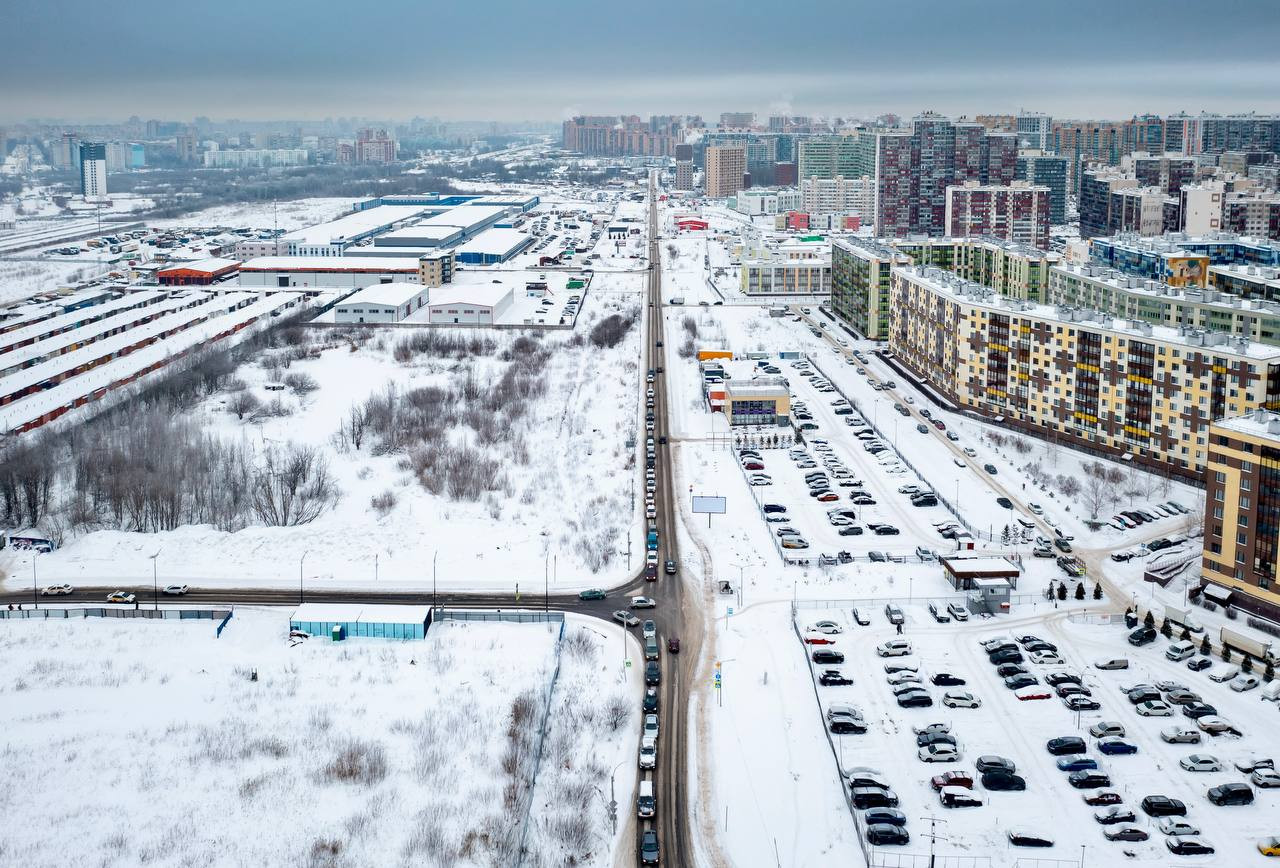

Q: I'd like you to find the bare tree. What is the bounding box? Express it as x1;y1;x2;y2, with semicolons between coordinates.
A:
344;404;368;451
1059;475;1082;498
251;445;339;526
1183;492;1207;538
283;372;320;397
1082;475;1110;519
227;391;261;421
1044;440;1062;468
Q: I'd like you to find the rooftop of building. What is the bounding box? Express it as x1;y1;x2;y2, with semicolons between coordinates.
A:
426;282;512;309
724;377;790;398
1214;408;1280;440
157;257;240;274
335;282;427;308
280;205;434;246
832;237;911;260
378;224;460;241
1054;262;1280;312
454;228;531;257
414;204;512;230
239;256;423;271
1092;231;1280;256
898;264;1280;360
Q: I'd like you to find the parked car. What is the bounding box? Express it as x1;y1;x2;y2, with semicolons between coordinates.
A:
1207;782;1254;806
975;756;1016;775
942;691;981;709
1094;806;1137;825
1007;830;1054;848
812;649;845;664
884;604;905;625
851;787;900;809
819;669;853;686
1160;726;1201;744
982;771;1027;791
1047;736;1086;756
876;640;912;657
1104;826;1150;842
1165;837;1215;856
1180;754;1222;773
938;787;984;808
866;824;909;846
1097;737;1139;756
1141;795;1187;817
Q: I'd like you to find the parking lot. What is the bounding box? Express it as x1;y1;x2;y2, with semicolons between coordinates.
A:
791;603;1279;864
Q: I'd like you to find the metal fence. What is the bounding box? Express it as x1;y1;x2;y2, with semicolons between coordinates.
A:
871;854;993;868
791;590;1049;612
807;354;993;542
1010;858;1083;868
0;606;230;621
434;609;566;625
514;618;566;867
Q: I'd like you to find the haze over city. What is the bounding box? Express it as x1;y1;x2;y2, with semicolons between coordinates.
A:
4;3;1280;867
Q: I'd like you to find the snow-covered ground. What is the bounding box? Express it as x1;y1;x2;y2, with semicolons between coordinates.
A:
0;608;640;868
0;258;114;306
3;273;645;594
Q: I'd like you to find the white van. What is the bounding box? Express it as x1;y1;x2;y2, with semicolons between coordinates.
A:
637;780;656;817
1261;680;1280;702
1166;640;1196;662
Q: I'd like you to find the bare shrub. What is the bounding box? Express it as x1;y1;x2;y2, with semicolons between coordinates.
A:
323;738;388;786
307;836;344;868
370;490;397;515
589;313;632;348
561;629;595;660
681;315;698;337
284;372;320;397
227;391;261;421
252;444;339;526
603;693;632;732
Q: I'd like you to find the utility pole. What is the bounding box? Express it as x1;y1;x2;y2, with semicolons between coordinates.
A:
299;551;307;604
918;815;947;868
150;550;161;611
432;550;438;613
32;551;38;610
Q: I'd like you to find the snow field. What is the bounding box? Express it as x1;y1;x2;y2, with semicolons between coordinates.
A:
0;609;639;868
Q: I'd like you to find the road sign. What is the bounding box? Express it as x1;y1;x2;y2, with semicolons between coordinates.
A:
727;607;734;616
626;659;631;667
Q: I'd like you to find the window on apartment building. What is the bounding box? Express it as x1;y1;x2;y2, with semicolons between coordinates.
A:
1242;460;1254;472
1242;478;1252;491
1215;471;1227;484
1241;496;1252;510
1210;542;1222;554
1214;505;1224;519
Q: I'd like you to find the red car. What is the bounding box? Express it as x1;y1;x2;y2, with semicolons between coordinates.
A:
667;637;680;653
803;634;836;645
1083;790;1123;806
743;461;765;470
933;419;946;431
816;492;839;502
931;771;974;791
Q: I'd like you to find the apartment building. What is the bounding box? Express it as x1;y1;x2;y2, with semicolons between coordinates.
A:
1091;233;1280;285
1110;186;1169;237
674;160;695;190
889;265;1280;475
1016;112;1052;151
561;115;679;157
1201;409;1280;621
740;258;831;296
945;180;1051;249
1017;151;1068;224
800;175;874;218
78;142;107;199
705;146;747;199
1079;170;1140;238
1048;263;1280;346
1222;192;1280;240
796;136;862;180
732;188;802;216
831;235;1059;340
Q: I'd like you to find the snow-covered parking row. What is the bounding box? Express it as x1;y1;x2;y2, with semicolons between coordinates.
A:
789;602;1279;866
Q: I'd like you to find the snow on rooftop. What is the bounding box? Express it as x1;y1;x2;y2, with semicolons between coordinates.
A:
415;205;511;231
454;228;530;256
239;256;422;271
1215;409;1280;440
335;282;427;308
0;291;166;351
281;205;432;246
158;257;240;274
427;284;512;308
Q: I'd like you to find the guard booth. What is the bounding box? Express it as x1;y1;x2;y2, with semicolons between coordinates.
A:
967;577;1013;615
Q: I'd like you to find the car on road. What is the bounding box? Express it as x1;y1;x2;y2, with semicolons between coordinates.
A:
819;669;853;686
976;756;1016;775
631;596;656;608
39;584;74;596
1104;826;1150;842
1097;737;1139;756
613;610;640;627
1165;837;1215;856
1007;830;1053;848
578;589;606;601
866;824;909;846
643;687;658;713
1141;795;1187;817
638;736;656;769
642;619;656;639
877;640;912;657
1094;806;1136;825
1089;722;1125;738
981;771;1027;791
645;661;660;686
106;591;136;604
639;829;660;865
1207;782;1253;805
942;691;981;709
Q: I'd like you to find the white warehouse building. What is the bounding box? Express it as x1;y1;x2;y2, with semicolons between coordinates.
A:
426;285;513;325
333;283;430;323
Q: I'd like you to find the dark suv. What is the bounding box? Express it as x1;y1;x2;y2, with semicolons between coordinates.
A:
1140;795;1187;817
812;649;845;664
1047;736;1086;756
1207;783;1254;806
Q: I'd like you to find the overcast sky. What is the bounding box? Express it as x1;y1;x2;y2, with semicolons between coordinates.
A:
6;0;1279;124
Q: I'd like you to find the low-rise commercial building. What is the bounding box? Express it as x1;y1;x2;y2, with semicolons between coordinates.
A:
238;256;422;289
740;258;830;296
333;283;430;324
889;264;1280;475
426;285;513;325
731;188;802;216
722;378;790;426
156;258;240;286
281;205;435;257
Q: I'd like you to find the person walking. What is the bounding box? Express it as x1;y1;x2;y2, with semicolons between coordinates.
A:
896;621;903;636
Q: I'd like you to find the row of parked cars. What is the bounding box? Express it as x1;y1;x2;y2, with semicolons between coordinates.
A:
980;634;1102;710
1107;502;1193;530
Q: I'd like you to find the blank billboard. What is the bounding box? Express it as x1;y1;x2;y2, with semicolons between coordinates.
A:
692;495;727;514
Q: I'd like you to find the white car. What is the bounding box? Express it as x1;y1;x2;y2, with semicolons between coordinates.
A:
643;714;659;740
1160;726;1201;744
876;640;912;657
1196;715;1236;735
631;596;656;609
638;736;656;769
106;591;136;604
1179;754;1222;772
642;620;656;640
748;474;772;486
918;744;960;763
1208;665;1240;683
1136;700;1174;717
645;551;659;566
1158;819;1200;837
1029;650;1063;665
39;584;74;596
887;671;923;686
1229;674;1260;692
1251;769;1280;788
808;620;842;635
162;584;189;596
942;691;981;709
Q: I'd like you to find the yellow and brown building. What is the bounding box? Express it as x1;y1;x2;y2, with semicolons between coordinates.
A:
889;265;1280;476
1202;410;1280;620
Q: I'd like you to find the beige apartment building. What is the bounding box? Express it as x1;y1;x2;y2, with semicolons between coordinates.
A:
705;145;746;199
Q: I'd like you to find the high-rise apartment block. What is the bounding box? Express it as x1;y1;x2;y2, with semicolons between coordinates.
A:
719;112;755;129
1016;112;1052;150
1017;151;1068;224
704;146;746;198
800;176;875;219
796;136;862;180
945;180;1051;249
674;161;695;191
355;129;396;164
870;114;1017;237
78;142;106;198
1201;410;1280;621
1079;169;1139;238
561;116;679;157
175;132;198;164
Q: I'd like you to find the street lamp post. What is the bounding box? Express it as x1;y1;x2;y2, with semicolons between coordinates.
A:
432;551;439;612
150;550;161;611
299;552;307;604
32;552;38;610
